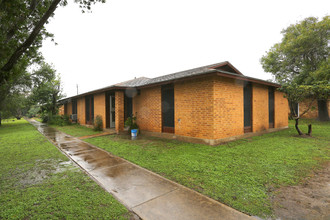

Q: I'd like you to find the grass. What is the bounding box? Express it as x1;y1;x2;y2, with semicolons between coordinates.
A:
54;119;330;217
32;117;43;122
51;123;103;137
0;119;131;219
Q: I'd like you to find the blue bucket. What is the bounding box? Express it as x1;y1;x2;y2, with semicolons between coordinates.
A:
131;129;138;137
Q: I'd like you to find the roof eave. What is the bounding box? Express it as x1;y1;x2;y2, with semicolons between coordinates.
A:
58;85;132;103
215;70;280;87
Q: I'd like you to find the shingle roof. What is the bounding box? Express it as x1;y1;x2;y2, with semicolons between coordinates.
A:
115;77;150;87
138;62;226;86
59;61;279;103
116;61;240;87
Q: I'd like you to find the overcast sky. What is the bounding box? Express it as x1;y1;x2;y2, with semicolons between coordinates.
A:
40;0;329;97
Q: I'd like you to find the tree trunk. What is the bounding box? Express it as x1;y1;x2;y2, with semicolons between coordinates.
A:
295;118;303;135
307;124;312;136
317;99;329;121
289;101;300;119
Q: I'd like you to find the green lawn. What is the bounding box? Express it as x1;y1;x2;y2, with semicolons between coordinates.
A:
54;119;330;217
32;117;43;122
51;123;103;137
0;119;131;219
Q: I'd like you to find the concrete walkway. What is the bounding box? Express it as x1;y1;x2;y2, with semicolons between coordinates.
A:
29;119;255;220
78;130;116;140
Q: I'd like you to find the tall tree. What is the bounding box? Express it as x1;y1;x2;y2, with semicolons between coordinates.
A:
1;92;29;120
261;16;330;121
29;63;64;116
0;0;106;125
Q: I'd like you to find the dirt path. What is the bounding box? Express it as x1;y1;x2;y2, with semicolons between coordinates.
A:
272;162;330;220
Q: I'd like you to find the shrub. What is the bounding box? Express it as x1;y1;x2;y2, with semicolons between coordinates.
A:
41;112;49;123
48;115;71;126
93;115;103;131
27;105;40;118
124;115;139;134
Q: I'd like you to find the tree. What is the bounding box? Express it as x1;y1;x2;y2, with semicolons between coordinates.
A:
261;16;330;121
0;92;29;120
29;63;64;116
0;0;106;125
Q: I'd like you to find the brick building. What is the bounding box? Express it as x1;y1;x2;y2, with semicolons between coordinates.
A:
59;61;288;145
289;99;330;119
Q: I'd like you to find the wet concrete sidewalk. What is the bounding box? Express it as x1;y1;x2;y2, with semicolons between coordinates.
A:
29;119;255;220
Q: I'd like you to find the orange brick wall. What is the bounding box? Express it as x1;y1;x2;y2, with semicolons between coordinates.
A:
115;91;124;132
94;92;106;128
252;84;269;132
299;99;318;119
274;91;288;128
131;77;287;141
213;77;244;139
175;77;214;139
77;97;85;125
133;87;162;133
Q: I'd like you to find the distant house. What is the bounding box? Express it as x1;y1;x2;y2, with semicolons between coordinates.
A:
289;99;330;119
59;61;288;145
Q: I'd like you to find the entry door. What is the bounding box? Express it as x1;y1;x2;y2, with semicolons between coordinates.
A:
268;87;274;128
244;82;252;133
162;84;174;133
85;95;94;125
110;95;115;128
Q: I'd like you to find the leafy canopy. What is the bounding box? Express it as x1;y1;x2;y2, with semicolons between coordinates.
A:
0;0;106;122
29;63;64;115
261;16;330;104
0;1;105;105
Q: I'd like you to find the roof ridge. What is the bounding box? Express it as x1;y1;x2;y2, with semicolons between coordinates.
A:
115;76;149;84
148;61;228;80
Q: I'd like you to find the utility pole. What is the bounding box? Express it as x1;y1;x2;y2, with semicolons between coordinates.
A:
76;84;78;95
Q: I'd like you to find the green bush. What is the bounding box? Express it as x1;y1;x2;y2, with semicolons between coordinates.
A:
93;115;103;131
41;112;49;123
48;115;71;126
124;115;139;134
27;105;41;118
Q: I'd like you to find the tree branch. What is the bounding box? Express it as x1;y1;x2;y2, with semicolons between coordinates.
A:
299;97;316;118
5;0;42;44
0;0;61;75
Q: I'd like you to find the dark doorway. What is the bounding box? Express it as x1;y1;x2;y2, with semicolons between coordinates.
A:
244;82;252;133
162;84;174;133
85;95;94;125
124;96;133;121
71;99;78;122
105;92;114;128
268;87;275;128
64;103;68;115
72;99;77;115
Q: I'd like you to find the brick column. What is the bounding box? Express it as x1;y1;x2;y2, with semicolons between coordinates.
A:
115;91;125;133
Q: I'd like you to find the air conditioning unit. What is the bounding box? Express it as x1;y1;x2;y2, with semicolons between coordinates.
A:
70;114;77;121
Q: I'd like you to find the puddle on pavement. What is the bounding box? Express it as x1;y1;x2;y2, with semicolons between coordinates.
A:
30;121;75;144
90;157;125;170
94;163;137;179
29;120;132;186
78;156;125;172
